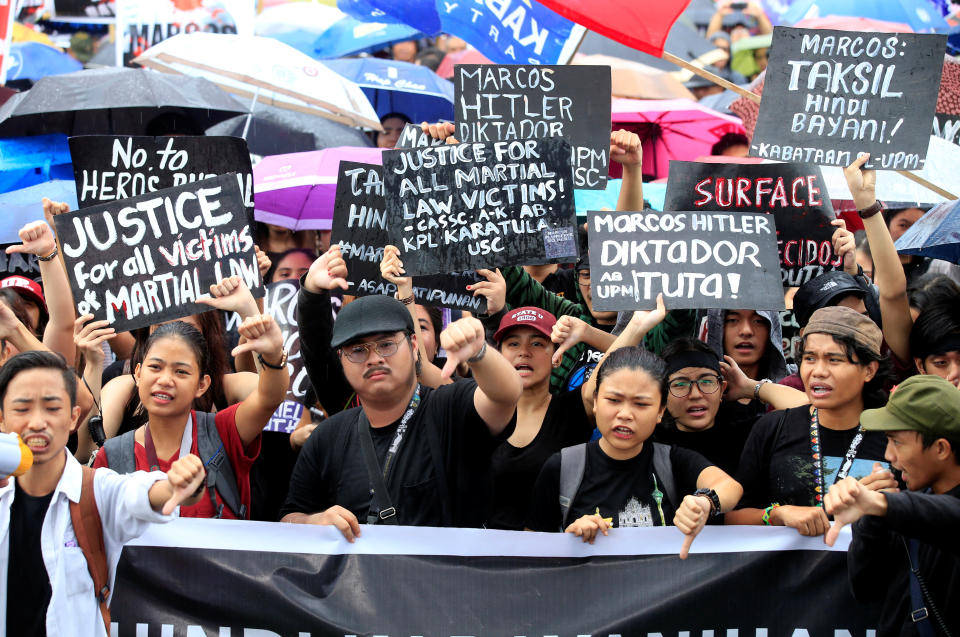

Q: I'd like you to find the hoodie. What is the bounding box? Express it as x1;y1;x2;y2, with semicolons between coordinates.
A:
702;308;788;382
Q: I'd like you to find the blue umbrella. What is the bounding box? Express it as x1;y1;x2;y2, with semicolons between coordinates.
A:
895;200;960;264
322;58;453;123
0;134;73;195
783;0;948;31
0;180;77;244
313;16;422;58
6;42;83;83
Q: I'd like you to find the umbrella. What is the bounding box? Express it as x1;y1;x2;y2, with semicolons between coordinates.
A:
322;58;454;123
573;53;694;100
6;42;82;83
312;16;422;59
255;2;344;54
783;0;948;32
894;199;960;263
12;23;55;47
436;48;492;79
254;146;385;231
0;180;77;244
577;22;717;72
133;33;382;130
611;97;747;179
793;15;915;32
0;67;247;137
0;134;73;194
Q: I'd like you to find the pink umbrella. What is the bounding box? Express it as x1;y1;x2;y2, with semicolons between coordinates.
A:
436;49;493;80
254;146;385;231
793;15;914;33
611;98;746;179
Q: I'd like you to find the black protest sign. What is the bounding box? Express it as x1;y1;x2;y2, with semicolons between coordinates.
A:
68;135;255;222
932;113;960;147
751;28;946;170
332;161;487;313
663;161;841;287
587;210;785;311
54;174;262;332
396;123;446;150
455;64;611;189
383;139;578;276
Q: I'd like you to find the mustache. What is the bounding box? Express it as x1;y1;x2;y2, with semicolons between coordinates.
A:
364;366;391;379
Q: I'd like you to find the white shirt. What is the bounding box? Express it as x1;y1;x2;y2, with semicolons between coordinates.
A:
0;451;172;637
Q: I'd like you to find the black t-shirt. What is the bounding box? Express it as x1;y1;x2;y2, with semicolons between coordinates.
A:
486;389;593;530
653;400;758;477
280;380;512;528
526;440;712;532
7;482;53;637
735;406;889;510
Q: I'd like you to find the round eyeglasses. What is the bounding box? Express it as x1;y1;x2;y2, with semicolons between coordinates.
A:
668;376;722;398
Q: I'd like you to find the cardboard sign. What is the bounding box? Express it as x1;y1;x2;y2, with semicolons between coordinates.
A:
52;0;115;21
383;139;578;276
54;174;262;332
663;161;841;287
587;209;785;311
69;136;255;224
455;64;611;189
395;123;446;150
751;28;946;170
932;113;960;147
332;161;487;313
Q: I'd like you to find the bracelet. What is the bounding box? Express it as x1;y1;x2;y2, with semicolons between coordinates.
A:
38;246;59;262
857;200;884;220
397;293;415;306
466;341;487;364
258;349;288;370
753;378;772;401
762;503;781;526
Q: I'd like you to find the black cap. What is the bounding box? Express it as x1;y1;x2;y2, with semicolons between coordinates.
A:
793;271;866;327
330;295;415;348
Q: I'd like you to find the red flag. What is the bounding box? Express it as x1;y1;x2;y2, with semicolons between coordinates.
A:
534;0;692;58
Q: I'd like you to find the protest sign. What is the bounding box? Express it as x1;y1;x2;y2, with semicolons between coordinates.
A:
383;138;578;276
54;174;261;332
332;161;486;313
663;161;841;287
52;0;115;22
587;209;785;311
455;64;611;190
0;0;15;86
751;27;947;170
436;0;585;66
395;123;445;150
933;113;960;147
68;136;255;224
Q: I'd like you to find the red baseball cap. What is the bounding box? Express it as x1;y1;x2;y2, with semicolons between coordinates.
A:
494;306;557;343
1;276;46;310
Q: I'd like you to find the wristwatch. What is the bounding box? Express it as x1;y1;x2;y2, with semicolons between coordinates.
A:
693;488;722;517
753;378;772;401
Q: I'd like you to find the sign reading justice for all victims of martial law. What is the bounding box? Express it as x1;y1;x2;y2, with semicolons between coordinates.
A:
587;210;785;312
383;137;578;276
54;174;262;333
751;27;947;170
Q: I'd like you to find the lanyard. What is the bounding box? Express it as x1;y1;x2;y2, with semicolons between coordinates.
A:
809;407;863;507
144;415;194;471
381;384;421;480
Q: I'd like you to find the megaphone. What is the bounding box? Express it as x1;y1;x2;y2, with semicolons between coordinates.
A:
0;432;33;479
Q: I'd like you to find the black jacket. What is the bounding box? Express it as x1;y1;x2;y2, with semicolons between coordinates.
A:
849;486;960;636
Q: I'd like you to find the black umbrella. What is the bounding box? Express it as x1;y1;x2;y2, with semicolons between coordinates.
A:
0;67;247;136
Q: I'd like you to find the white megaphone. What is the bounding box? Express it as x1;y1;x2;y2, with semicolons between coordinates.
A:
0;432;33;479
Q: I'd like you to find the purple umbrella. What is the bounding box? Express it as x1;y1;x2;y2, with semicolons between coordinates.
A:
254;147;385;231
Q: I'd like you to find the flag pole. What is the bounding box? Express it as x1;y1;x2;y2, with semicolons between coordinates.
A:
662;51;958;200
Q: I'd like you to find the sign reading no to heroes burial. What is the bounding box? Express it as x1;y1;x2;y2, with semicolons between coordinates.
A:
751;27;946;170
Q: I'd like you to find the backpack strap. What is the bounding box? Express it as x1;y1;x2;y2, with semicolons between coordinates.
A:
101;430;137;475
559;443;587;530
68;466;110;636
651;442;678;509
195;411;246;520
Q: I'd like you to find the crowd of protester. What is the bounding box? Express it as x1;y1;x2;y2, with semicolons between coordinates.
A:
1;41;959;635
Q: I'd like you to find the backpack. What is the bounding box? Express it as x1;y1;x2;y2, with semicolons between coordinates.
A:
558;442;678;529
68;466;110;635
102;411;247;519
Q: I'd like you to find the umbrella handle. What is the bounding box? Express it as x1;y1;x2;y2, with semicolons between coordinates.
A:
241;86;262;140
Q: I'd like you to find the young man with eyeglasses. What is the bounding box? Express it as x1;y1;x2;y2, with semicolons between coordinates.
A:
282;247;522;538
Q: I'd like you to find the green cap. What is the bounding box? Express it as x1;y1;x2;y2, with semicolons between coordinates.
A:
860;374;960;439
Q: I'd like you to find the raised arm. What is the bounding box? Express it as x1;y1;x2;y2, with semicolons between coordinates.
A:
844;154;912;361
196;275;260;372
232;314;289;447
611;129;644;212
72;314;115;461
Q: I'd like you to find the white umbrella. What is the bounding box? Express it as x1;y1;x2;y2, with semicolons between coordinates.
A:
134;33;382;130
254;2;344;37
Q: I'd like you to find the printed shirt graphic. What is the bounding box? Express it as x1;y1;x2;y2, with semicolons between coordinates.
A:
618;497;654;528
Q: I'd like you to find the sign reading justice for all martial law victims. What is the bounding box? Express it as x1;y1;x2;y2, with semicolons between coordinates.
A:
751;27;946;170
54;174;262;333
383;138;578;276
455;64;611;189
663;161;841;288
587;210;785;312
332;161;486;313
